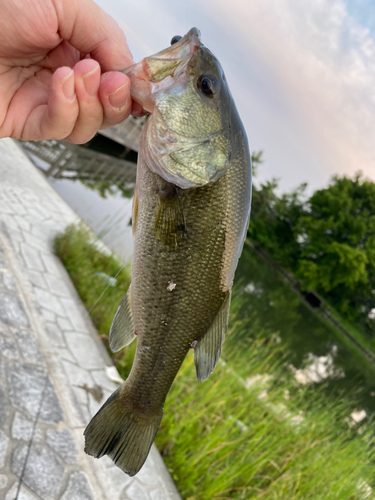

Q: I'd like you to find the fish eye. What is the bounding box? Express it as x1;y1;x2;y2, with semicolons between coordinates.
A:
197;74;218;97
171;35;182;45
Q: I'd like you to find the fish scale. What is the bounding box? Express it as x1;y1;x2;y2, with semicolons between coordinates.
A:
84;27;251;477
129;161;227;402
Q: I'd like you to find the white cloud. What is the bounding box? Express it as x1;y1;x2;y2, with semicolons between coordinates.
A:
194;0;375;189
96;0;375;192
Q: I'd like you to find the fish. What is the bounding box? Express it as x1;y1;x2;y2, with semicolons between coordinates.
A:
84;27;252;476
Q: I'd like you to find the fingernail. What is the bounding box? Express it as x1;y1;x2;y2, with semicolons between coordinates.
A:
62;70;75;100
107;83;128;109
82;65;100;97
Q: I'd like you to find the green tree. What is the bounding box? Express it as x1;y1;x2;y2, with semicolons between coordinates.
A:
250;150;264;177
248;163;375;333
295;173;375;323
248;157;306;269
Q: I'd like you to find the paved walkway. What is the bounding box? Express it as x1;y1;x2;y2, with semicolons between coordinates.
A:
0;138;181;500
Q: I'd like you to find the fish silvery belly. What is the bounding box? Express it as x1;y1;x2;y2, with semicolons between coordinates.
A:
84;28;252;476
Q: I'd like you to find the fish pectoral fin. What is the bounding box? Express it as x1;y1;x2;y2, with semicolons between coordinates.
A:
109;284;136;353
194;290;231;382
154;194;186;248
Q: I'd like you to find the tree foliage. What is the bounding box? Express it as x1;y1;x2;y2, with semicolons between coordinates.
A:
248;160;375;334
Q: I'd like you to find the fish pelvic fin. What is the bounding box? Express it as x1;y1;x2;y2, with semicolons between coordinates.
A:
109;284;136;353
84;387;163;476
194;290;231;381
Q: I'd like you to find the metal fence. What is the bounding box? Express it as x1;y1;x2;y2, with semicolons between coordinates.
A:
99;115;146;152
19;115;146;185
20;140;137;186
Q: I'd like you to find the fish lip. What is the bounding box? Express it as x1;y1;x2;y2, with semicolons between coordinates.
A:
124;28;201;76
145;27;201;66
123;28;202;112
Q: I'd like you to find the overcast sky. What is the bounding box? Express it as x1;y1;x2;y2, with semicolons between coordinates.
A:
96;0;375;194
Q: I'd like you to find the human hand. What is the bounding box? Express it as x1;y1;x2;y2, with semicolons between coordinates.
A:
0;0;137;143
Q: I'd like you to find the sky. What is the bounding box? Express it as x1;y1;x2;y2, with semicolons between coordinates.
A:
95;0;375;194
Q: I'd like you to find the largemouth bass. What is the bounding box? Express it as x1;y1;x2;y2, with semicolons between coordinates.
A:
84;28;252;476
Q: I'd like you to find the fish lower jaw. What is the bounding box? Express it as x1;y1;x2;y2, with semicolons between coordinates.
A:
126;61;155;113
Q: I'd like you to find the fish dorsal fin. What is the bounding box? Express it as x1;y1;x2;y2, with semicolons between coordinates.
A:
109;284;136;352
154;195;186;249
194;290;231;381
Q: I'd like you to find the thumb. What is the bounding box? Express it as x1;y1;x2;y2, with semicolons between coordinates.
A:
54;0;134;71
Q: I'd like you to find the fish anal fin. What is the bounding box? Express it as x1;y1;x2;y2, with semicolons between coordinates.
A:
194;290;231;382
154;194;186;249
109;284;136;353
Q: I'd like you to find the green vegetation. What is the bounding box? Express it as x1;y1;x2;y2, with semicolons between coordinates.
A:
54;224;136;371
249;155;375;346
55;224;375;500
156;350;374;500
81;179;135;199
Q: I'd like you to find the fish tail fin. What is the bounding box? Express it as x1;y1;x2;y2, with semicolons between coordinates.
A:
84;387;163;476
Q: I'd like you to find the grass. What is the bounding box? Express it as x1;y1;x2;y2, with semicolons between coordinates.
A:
157;356;375;500
55;224;375;500
155;296;375;499
54;224;136;374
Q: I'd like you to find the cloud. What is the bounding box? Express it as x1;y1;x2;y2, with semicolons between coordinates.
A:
96;0;375;192
194;0;375;189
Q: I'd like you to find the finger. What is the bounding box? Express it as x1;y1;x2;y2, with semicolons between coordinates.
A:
21;66;79;140
41;40;81;70
98;71;132;130
65;58;103;144
55;0;134;71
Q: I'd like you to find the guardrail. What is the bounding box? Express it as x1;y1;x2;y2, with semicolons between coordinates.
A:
20;140;137;186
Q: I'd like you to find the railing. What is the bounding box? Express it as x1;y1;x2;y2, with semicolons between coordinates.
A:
20;140;137;186
19;114;146;185
99;116;146;152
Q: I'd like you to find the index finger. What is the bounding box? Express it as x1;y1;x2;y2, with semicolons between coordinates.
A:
53;0;134;71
